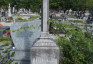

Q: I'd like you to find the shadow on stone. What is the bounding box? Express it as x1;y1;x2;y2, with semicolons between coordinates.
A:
16;23;33;64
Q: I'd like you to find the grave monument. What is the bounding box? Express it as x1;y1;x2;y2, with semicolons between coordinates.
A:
13;7;15;14
31;0;59;64
10;21;41;64
8;4;12;17
1;9;6;22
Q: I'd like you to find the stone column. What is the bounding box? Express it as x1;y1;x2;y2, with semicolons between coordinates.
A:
41;0;50;37
31;0;59;64
41;0;48;32
47;0;49;20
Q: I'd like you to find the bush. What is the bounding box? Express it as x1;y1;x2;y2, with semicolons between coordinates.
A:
56;29;93;64
10;17;13;20
0;37;16;64
16;17;23;20
29;16;40;20
0;37;11;42
69;20;84;23
49;19;75;34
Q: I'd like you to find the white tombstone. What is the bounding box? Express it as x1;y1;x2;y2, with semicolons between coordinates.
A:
69;9;72;15
29;9;31;13
69;9;72;12
13;7;15;14
24;9;26;13
8;4;12;17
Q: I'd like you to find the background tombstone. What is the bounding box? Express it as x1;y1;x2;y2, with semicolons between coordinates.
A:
10;21;41;64
1;17;6;22
13;7;15;14
1;9;6;17
24;9;26;13
8;4;12;17
29;9;31;13
0;26;10;37
31;0;59;64
69;9;72;15
0;9;6;22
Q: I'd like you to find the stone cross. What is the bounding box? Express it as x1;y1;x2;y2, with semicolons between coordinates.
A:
31;0;59;64
8;4;12;17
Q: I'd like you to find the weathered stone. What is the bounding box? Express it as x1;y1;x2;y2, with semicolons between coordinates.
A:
31;38;59;64
10;20;41;64
8;4;12;17
31;0;59;64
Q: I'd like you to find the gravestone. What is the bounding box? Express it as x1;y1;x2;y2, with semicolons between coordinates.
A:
69;9;72;15
0;26;10;37
24;9;26;13
8;4;12;17
1;9;6;17
31;0;59;64
1;9;6;22
87;10;93;24
13;7;15;14
10;20;41;64
1;17;6;22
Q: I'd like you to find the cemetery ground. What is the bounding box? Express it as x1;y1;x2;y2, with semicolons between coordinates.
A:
0;0;93;64
0;12;93;64
0;5;93;64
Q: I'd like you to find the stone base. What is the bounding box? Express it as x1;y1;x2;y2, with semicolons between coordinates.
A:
31;37;59;64
31;47;59;64
12;60;30;64
11;49;30;64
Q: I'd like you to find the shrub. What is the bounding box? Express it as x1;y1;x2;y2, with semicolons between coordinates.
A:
69;20;84;23
56;28;93;64
16;17;23;20
10;17;13;20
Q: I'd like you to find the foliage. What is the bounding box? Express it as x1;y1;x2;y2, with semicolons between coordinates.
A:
55;23;93;64
15;15;40;22
68;20;85;23
29;16;40;20
16;17;23;20
0;0;93;11
0;37;12;42
49;19;76;34
0;37;15;64
10;17;13;20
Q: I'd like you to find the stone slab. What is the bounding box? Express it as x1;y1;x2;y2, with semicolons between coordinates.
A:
10;20;41;64
10;20;41;50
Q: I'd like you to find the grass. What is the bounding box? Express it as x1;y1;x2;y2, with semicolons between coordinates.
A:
0;41;11;46
68;20;86;23
29;16;40;20
15;16;40;22
0;37;12;45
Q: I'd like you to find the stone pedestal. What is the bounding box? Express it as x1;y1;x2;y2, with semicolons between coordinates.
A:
31;37;59;64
